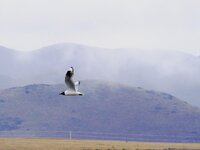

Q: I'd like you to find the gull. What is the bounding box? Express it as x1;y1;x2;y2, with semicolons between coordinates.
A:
59;67;83;96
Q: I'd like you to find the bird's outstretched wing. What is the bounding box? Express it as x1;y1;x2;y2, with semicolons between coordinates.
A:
66;67;74;78
65;67;76;91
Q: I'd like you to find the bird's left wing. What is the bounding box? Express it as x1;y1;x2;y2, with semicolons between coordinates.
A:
65;67;76;91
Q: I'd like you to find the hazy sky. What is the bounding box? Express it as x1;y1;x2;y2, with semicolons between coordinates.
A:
0;0;200;53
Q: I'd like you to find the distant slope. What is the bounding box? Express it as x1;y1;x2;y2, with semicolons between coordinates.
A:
0;81;200;142
1;43;200;106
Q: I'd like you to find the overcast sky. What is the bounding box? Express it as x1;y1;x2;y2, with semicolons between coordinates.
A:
0;0;200;53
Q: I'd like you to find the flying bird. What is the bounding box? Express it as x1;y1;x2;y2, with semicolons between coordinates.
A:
59;67;83;96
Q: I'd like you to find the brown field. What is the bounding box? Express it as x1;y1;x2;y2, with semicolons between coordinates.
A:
0;138;200;150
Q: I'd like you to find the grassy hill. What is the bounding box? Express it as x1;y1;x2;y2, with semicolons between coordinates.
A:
0;81;200;142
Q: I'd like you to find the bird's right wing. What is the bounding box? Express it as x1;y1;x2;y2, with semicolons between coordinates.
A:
74;81;80;92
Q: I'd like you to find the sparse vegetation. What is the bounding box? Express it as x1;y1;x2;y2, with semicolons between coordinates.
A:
0;138;200;150
0;117;23;130
0;99;4;103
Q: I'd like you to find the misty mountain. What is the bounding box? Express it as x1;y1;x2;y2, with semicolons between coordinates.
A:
1;43;200;106
0;81;200;142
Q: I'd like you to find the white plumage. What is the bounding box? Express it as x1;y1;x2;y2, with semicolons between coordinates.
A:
60;67;83;96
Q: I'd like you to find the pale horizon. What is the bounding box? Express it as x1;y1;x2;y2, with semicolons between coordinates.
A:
1;42;200;56
0;0;200;54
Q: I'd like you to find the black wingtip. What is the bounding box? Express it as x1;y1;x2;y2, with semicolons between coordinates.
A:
70;66;74;72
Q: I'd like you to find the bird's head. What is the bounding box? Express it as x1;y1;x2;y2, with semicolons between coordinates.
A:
59;92;65;95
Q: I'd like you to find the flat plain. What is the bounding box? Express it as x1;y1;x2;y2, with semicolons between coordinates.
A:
0;138;200;150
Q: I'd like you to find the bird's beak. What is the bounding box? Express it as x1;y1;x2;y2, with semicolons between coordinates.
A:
59;92;65;95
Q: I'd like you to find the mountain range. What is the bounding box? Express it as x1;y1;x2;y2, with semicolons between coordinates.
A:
0;43;200;106
0;81;200;142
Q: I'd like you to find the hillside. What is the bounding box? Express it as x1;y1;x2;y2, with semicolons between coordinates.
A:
0;43;200;106
0;81;200;142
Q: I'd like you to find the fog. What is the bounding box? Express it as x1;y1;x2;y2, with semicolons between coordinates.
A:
0;0;200;52
0;0;200;106
0;43;200;107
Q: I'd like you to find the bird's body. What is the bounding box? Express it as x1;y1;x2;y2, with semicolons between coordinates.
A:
61;90;83;96
60;67;83;96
